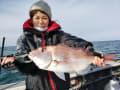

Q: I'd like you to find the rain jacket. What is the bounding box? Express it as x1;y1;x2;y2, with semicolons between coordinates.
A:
6;19;98;90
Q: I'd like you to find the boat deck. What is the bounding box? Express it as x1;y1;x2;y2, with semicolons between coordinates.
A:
0;81;25;90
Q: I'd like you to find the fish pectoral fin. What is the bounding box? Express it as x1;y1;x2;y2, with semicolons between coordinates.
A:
43;60;53;69
53;60;59;64
44;60;59;69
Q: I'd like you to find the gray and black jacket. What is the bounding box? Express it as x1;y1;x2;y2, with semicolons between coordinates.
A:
4;19;101;90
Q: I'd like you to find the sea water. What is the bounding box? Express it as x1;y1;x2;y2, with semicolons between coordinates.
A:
0;46;26;85
0;40;120;87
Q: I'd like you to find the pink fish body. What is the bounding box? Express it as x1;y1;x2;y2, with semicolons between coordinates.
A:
28;44;116;73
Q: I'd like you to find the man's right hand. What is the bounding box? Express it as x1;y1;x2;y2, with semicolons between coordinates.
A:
1;57;15;66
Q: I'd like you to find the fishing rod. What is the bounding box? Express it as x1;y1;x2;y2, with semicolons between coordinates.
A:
0;37;32;72
0;37;5;74
0;54;32;64
69;64;120;90
0;53;32;71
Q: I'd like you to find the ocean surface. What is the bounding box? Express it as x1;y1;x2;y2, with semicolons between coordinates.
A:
0;40;120;85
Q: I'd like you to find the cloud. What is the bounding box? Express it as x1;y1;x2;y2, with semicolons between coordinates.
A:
0;0;120;46
0;0;34;46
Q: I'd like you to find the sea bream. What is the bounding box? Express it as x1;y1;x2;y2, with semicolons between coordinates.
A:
28;43;117;73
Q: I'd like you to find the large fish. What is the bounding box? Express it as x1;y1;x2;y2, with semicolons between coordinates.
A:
28;43;117;73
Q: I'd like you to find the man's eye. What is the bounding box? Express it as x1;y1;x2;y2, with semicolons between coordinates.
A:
42;17;48;19
35;17;40;19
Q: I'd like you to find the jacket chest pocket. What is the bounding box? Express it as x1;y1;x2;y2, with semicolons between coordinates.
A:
33;34;43;47
36;38;42;46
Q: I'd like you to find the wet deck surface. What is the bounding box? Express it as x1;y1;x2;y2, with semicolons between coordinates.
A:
0;81;25;90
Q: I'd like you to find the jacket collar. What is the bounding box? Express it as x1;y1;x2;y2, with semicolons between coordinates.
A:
23;19;61;33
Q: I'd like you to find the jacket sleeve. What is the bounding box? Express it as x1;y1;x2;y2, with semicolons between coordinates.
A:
16;34;30;54
1;35;31;71
59;30;93;48
14;34;38;75
58;30;103;58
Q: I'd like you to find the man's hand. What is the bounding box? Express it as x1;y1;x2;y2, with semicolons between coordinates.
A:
93;56;105;67
1;57;15;66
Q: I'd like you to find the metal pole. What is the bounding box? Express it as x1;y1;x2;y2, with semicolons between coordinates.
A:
0;37;5;74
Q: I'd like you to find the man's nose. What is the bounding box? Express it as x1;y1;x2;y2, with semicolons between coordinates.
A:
39;18;43;23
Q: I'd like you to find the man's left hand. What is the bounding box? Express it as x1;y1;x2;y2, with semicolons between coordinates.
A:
93;56;105;67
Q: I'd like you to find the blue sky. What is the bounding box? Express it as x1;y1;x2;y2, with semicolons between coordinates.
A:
0;0;120;46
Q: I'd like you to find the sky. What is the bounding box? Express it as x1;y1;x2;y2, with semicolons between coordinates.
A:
0;0;120;46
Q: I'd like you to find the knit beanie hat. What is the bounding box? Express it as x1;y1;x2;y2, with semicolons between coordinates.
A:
30;0;52;19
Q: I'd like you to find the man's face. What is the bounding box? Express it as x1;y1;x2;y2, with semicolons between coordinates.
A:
32;11;49;28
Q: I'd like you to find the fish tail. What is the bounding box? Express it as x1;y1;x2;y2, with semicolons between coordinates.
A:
104;54;117;61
